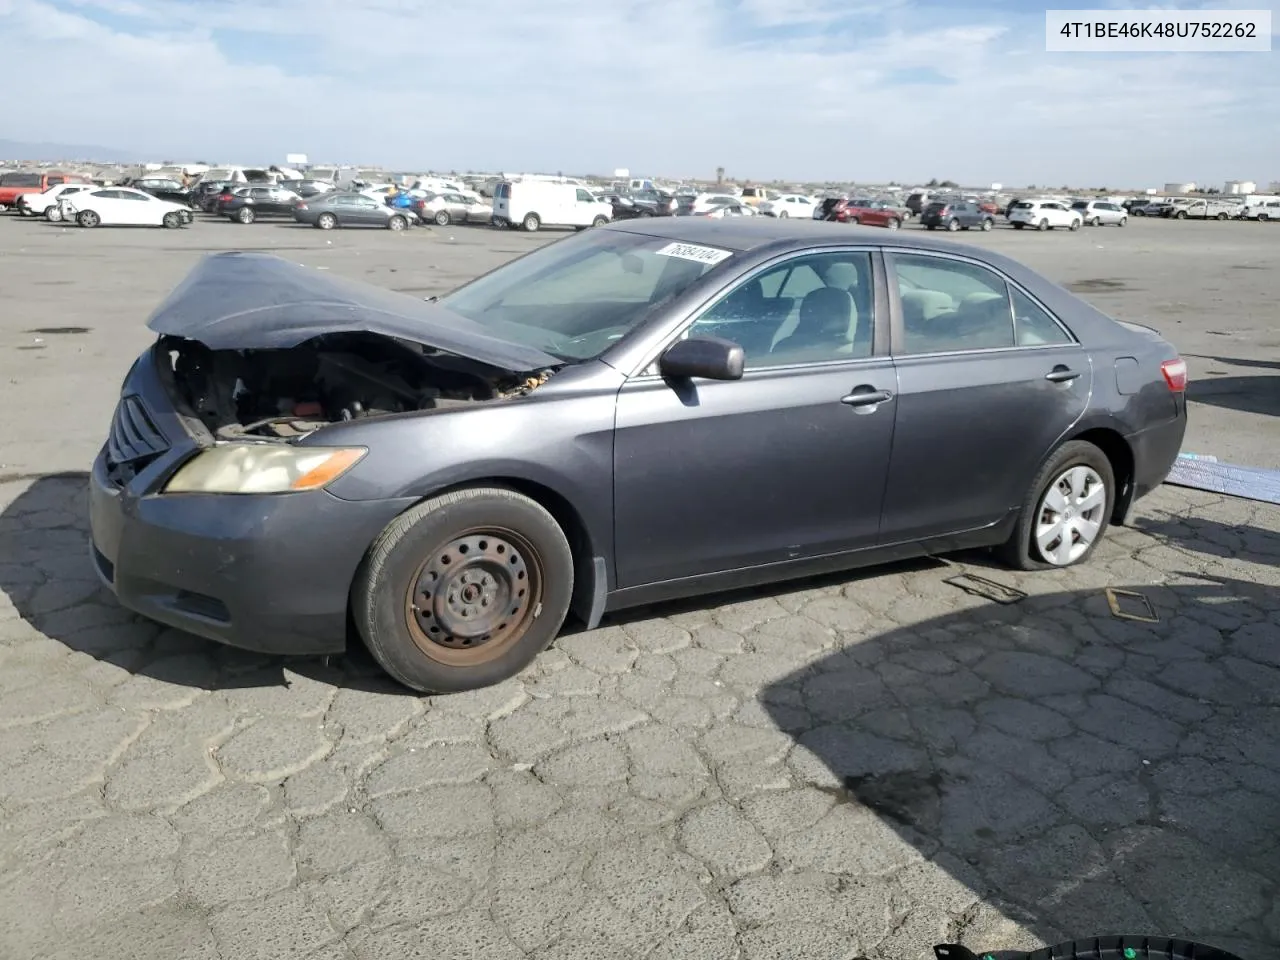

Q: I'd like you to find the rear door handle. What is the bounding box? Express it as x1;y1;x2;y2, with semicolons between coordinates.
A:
1044;366;1081;383
840;387;893;407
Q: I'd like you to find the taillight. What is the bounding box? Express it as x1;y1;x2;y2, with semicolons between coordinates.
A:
297;203;308;210
1161;358;1187;392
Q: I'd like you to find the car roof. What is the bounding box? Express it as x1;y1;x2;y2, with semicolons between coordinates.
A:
602;216;996;258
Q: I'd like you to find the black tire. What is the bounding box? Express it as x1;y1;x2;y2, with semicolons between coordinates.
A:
388;215;407;232
522;212;541;232
1118;217;1127;227
1012;222;1024;230
887;218;900;230
162;211;182;229
237;207;255;224
1176;210;1188;220
591;215;609;227
996;440;1115;571
1216;212;1228;221
926;224;936;230
1088;216;1099;227
1259;213;1270;222
980;218;992;231
946;218;960;232
46;206;63;223
1069;219;1081;231
434;210;451;226
1037;218;1049;231
77;210;99;228
353;487;574;693
1133;209;1145;217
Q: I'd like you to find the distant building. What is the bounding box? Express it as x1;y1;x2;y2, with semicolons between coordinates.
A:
1268;181;1280;193
1164;181;1195;194
1224;180;1257;195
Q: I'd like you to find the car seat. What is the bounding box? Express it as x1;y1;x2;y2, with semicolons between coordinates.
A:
819;261;873;354
772;286;856;359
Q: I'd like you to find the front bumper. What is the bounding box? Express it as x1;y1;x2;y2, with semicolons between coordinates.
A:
88;349;417;655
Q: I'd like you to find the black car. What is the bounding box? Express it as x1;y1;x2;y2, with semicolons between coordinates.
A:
920;200;994;232
90;220;1186;694
607;189;677;219
223;184;303;223
126;176;194;207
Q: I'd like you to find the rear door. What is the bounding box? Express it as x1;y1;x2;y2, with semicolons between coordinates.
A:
493;182;512;221
613;248;897;586
880;251;1091;543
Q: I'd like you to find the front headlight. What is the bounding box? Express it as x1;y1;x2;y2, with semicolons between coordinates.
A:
163;444;367;495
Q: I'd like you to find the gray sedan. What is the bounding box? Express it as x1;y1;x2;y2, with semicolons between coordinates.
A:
293;191;416;230
89;220;1187;693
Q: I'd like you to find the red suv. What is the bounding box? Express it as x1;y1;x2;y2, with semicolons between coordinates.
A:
820;197;903;229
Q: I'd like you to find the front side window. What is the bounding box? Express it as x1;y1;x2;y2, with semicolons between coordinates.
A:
892;254;1015;355
685;252;874;368
441;231;736;361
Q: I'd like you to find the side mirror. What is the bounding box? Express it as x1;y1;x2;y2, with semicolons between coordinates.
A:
659;336;745;382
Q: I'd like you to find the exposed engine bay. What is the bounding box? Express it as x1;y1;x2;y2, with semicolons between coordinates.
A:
160;332;555;440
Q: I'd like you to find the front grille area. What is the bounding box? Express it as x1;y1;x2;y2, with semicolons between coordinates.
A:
105;395;169;471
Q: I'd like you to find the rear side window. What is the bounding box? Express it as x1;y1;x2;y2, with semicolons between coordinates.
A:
892;255;1015;355
1013;201;1034;209
1011;288;1071;346
494;183;511;199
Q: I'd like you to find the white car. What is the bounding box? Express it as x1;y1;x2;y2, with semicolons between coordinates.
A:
1070;199;1127;227
59;187;194;228
684;193;742;215
1008;199;1083;231
19;182;96;221
697;201;758;219
758;194;817;218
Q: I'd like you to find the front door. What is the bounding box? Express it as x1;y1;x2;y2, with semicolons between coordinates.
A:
613;248;898;588
880;251;1092;543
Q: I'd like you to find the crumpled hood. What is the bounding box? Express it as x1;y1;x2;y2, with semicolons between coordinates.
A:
145;252;561;372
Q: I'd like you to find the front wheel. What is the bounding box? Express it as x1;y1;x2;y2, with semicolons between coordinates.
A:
591;215;609;227
236;207;255;224
1088;216;1100;227
980;218;992;231
777;210;789;218
317;212;337;230
1117;217;1127;227
1037;219;1049;231
434;210;451;226
388;215;407;231
887;218;900;230
946;219;960;232
1069;219;1081;231
1012;222;1024;230
997;440;1115;571
353;487;574;693
77;210;100;228
46;207;63;223
1216;212;1228;221
1176;210;1188;220
162;211;182;229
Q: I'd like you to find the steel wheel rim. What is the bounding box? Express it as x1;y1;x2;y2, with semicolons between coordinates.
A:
1034;465;1106;566
404;527;544;666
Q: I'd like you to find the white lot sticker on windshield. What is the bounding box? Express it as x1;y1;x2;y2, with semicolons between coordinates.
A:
654;242;733;265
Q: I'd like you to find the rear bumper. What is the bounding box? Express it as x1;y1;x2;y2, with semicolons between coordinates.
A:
1124;404;1188;514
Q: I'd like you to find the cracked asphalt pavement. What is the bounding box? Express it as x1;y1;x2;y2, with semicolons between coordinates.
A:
1;215;1278;959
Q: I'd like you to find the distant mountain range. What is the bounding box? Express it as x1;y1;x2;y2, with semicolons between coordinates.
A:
0;139;136;164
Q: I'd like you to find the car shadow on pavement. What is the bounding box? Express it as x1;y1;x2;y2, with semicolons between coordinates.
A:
1187;376;1280;418
1132;515;1280;568
0;472;406;695
760;574;1280;958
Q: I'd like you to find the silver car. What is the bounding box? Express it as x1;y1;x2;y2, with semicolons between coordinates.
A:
1071;200;1128;227
417;191;493;226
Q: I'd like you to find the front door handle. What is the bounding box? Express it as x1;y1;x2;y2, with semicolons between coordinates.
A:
1045;366;1081;383
840;387;893;407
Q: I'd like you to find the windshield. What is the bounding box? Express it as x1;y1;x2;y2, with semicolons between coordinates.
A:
440;230;735;361
1071;201;1089;209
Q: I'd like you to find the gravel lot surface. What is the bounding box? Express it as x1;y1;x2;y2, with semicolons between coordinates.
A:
1;214;1277;960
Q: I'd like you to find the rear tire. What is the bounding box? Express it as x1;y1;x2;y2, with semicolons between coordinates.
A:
946;219;960;232
353;487;574;694
317;212;337;230
162;211;182;229
434;210;451;226
236;207;255;224
1037;219;1049;231
522;212;541;232
887;218;900;230
1118;217;1127;227
591;215;609;227
996;440;1115;571
388;215;407;231
1012;222;1024;230
46;207;63;223
77;210;100;228
1069;219;1081;231
980;218;992;231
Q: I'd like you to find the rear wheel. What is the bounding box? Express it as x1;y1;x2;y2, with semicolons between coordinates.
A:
434;210;451;226
1118;217;1127;227
1259;213;1270;222
353;487;574;693
317;212;337;230
46;207;62;223
887;218;900;230
1069;218;1081;231
388;215;407;231
1037;218;1049;231
522;212;541;232
1216;212;1228;221
1176;210;1188;220
77;210;100;228
1012;222;1024;230
1088;216;1100;227
162;211;182;229
946;218;960;232
980;218;992;231
236;207;255;224
591;215;609;227
777;210;789;218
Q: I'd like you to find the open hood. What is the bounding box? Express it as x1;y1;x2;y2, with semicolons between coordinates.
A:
145;252;561;372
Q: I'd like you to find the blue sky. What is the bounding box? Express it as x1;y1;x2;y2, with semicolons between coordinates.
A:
1;0;1276;187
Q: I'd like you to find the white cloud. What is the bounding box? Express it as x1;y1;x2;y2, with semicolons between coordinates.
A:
1;0;1276;186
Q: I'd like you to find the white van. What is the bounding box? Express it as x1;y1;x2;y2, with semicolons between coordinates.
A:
492;181;612;232
1240;195;1280;220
